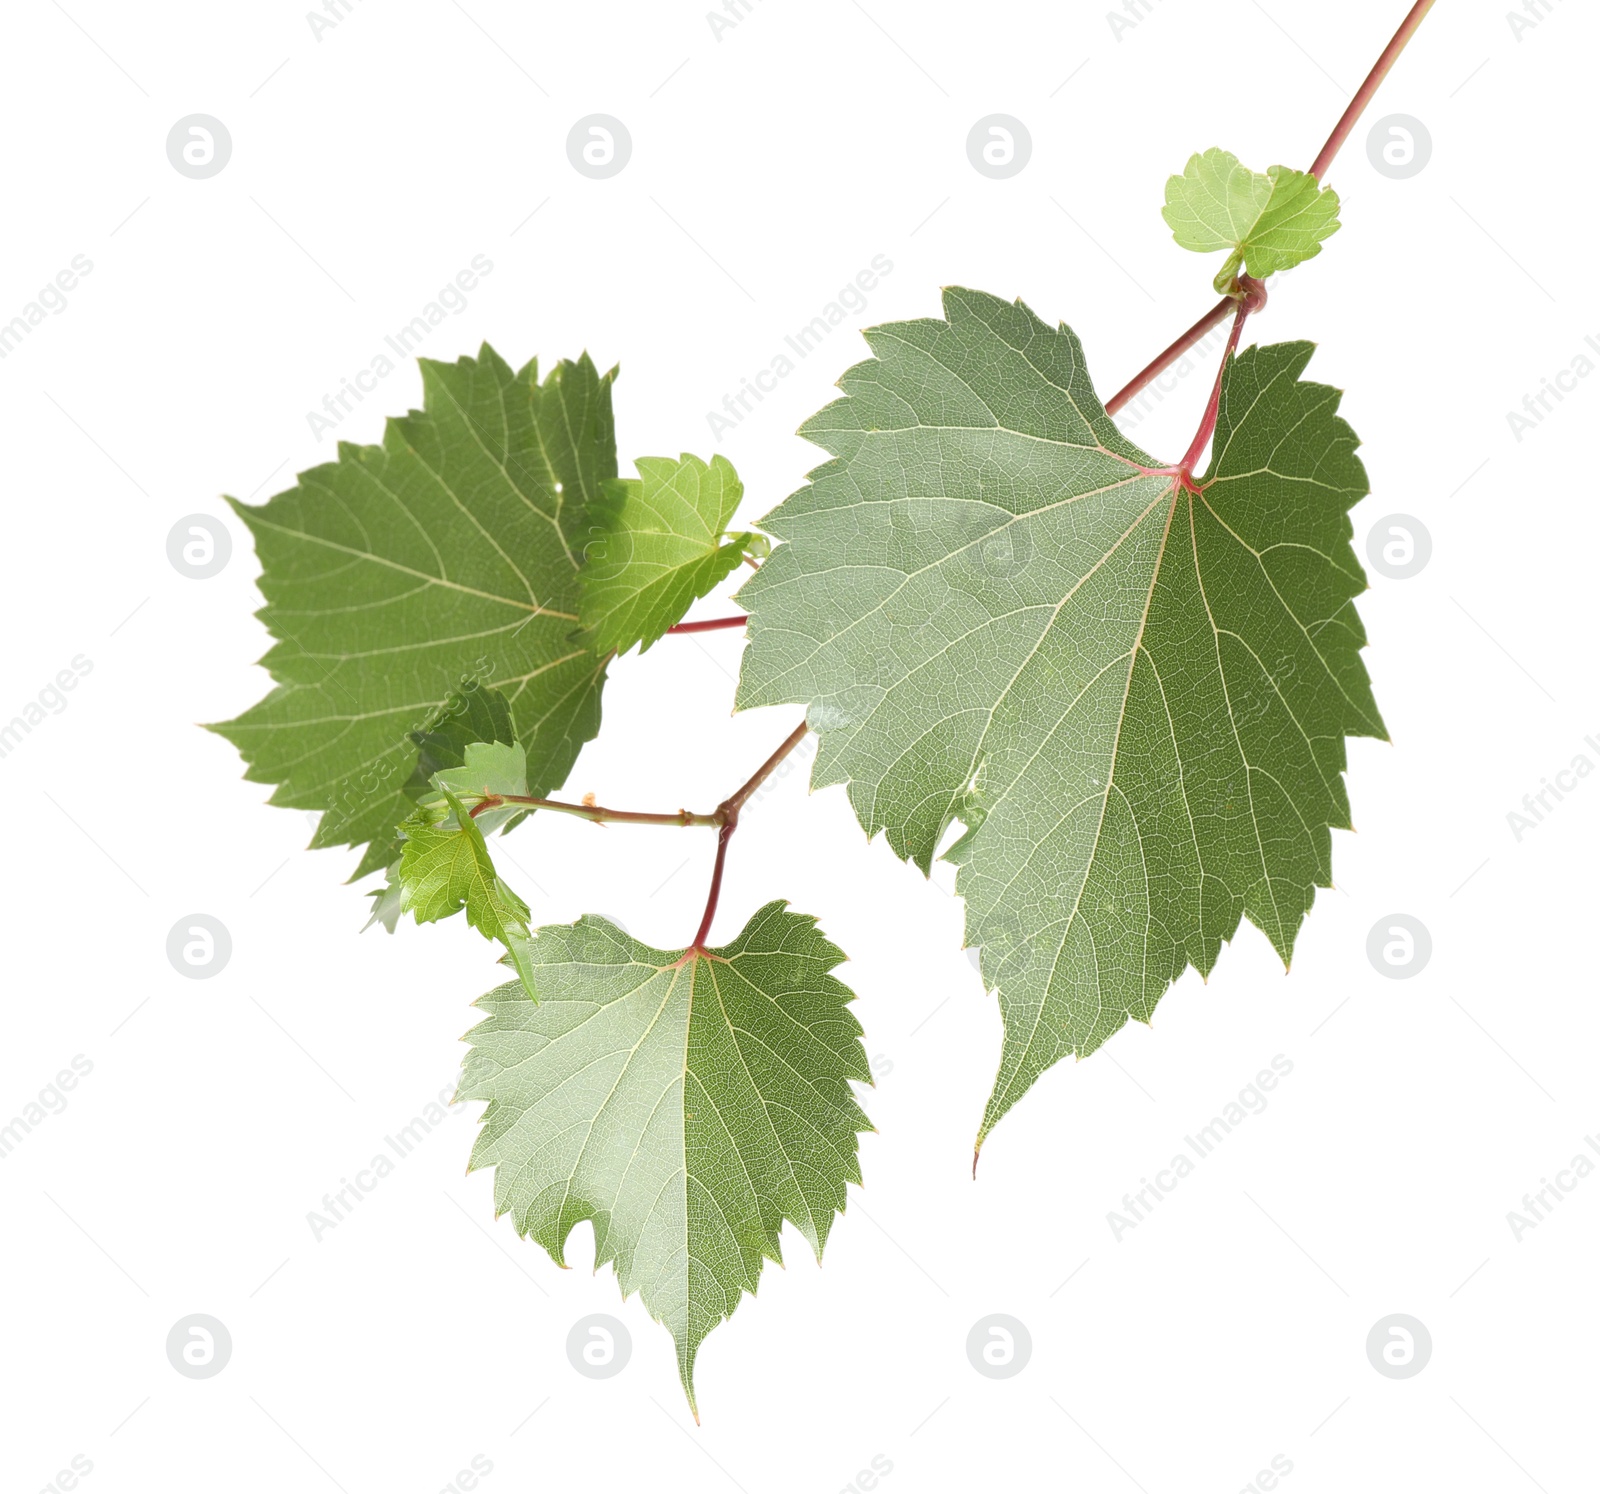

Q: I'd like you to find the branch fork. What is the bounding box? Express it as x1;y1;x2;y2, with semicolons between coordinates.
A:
464;720;811;952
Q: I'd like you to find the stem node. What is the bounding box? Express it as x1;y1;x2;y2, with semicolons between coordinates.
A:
1105;0;1435;416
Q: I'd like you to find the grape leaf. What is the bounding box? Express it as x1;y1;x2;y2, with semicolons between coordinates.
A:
211;348;617;881
734;289;1384;1149
1163;149;1273;255
1163;149;1340;291
370;701;531;935
406;680;517;795
363;861;404;935
456;902;871;1414
579;453;760;656
429;740;529;834
1244;169;1341;274
375;732;529;936
399;788;538;996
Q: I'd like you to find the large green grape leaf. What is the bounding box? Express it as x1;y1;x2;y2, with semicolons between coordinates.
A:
579;453;761;656
457;902;871;1415
211;348;617;880
1163;148;1341;291
734;288;1384;1150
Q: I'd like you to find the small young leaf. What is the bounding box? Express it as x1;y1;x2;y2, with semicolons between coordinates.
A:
367;690;522;935
398;790;537;996
579;453;756;656
211;348;617;881
407;680;517;788
428;741;529;835
1245;166;1342;276
1162;148;1274;256
457;902;871;1415
1163;148;1340;290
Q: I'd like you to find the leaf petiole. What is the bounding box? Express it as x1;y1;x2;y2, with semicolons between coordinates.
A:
664;615;748;635
1178;276;1265;478
466;795;720;828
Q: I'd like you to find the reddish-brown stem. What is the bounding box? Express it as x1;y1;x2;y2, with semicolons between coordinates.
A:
1308;0;1437;182
723;720;812;818
1178;293;1253;477
664;615;747;636
687;719;811;952
1105;296;1235;416
465;721;811;952
1104;0;1436;416
689;822;735;952
468;795;719;827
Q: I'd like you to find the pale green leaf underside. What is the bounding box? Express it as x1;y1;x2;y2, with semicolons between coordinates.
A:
398;789;537;996
1163;149;1341;289
580;453;755;656
457;903;871;1413
1164;149;1274;252
211;347;617;881
734;288;1384;1147
431;739;528;835
363;861;404;934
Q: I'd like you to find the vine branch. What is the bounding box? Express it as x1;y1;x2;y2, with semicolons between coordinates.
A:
1308;0;1437;183
665;615;747;635
1105;297;1236;417
1105;0;1436;417
468;795;719;827
480;1;1436;959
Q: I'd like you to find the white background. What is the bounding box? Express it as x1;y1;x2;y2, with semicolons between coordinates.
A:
1;1;1595;1491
